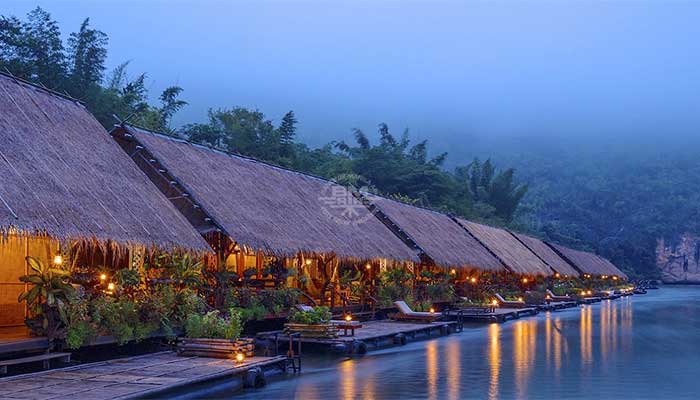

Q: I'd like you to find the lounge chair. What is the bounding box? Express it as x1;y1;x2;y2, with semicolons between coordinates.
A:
546;289;573;302
494;293;526;308
392;301;441;323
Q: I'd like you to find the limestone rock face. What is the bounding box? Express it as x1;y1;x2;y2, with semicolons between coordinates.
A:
657;234;700;283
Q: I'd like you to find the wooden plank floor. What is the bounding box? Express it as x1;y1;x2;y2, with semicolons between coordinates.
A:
0;351;286;400
259;320;457;346
0;327;48;357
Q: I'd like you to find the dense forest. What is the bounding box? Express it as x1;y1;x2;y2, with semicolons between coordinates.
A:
5;7;690;280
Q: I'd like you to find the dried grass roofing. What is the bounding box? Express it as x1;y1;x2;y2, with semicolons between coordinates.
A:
456;219;553;276
367;196;504;271
121;125;419;262
0;74;211;251
547;243;627;278
510;232;580;277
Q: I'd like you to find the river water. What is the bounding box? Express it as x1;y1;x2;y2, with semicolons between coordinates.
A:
194;287;700;399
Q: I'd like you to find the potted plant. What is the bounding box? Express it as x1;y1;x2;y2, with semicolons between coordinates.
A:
179;309;254;359
284;306;336;338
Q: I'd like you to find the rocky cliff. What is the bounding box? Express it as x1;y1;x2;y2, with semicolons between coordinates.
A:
657;234;700;283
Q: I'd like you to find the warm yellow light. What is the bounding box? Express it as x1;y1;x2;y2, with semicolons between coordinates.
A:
450;269;456;275
365;263;371;270
546;294;551;300
305;259;312;265
492;299;498;306
235;353;245;363
429;308;435;313
470;277;477;284
53;255;63;265
587;290;592;295
107;283;115;291
613;276;618;281
554;273;560;278
517;297;523;302
522;278;529;283
345;314;352;321
581;291;586;296
100;273;107;281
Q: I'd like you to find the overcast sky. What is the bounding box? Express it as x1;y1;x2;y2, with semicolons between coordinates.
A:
5;0;700;164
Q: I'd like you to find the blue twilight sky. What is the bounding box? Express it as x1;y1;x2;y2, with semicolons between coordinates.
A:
4;0;700;164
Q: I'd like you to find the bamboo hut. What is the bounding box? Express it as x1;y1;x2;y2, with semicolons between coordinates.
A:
546;243;627;279
455;219;553;276
110;124;419;306
509;232;580;277
0;73;211;327
362;196;505;273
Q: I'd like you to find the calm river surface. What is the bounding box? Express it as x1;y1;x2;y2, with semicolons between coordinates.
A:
189;287;700;399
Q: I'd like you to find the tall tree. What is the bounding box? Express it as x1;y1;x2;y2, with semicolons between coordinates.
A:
456;158;528;223
67;18;107;97
278;110;297;145
0;8;67;87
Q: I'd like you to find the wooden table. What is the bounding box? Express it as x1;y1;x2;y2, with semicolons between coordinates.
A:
335;322;362;336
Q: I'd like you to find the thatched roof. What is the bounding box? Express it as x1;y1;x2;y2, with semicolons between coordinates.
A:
547;243;627;278
366;196;504;271
0;74;210;251
118;125;419;262
456;219;553;276
510;232;580;277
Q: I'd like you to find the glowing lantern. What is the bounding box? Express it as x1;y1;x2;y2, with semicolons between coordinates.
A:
365;264;371;270
305;259;312;265
100;273;107;281
554;273;560;278
470;277;477;284
235;353;245;363
587;290;592;295
450;269;456;275
581;291;586;296
345;314;352;322
492;299;498;306
53;255;63;265
517;297;523;302
107;283;115;291
429;308;435;313
613;276;618;281
522;278;529;284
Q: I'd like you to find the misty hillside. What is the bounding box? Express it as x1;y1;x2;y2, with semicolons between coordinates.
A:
456;135;700;278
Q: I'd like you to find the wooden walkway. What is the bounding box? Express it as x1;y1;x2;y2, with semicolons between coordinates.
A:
258;320;460;355
0;351;286;400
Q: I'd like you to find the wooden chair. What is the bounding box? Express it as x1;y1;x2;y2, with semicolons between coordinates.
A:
494;293;526;308
392;301;441;323
546;289;574;302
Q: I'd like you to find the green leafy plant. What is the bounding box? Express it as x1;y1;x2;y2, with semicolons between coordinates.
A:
288;306;331;325
58;294;96;349
184;309;241;340
18;256;75;341
377;268;413;307
115;268;141;287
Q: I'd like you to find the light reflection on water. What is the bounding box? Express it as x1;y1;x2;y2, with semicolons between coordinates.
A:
198;288;700;399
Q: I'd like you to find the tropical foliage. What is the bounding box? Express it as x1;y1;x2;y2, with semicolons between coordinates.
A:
288;306;332;325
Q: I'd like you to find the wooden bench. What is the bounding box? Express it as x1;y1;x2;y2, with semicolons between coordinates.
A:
0;352;71;375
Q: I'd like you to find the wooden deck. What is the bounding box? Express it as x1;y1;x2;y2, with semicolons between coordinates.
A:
257;320;460;355
0;327;48;358
0;351;287;400
445;307;538;323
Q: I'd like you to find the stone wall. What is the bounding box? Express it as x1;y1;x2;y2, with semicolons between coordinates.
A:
657;234;700;283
